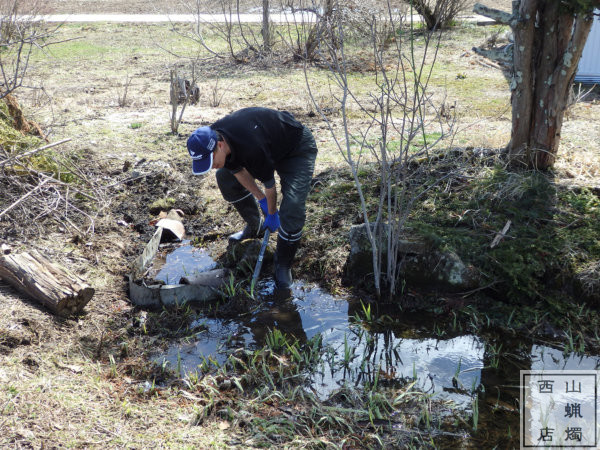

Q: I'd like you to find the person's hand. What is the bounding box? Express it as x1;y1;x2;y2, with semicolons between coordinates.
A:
263;211;280;232
258;197;268;215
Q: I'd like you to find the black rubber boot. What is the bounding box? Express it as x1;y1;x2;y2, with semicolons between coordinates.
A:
228;195;264;242
274;235;299;290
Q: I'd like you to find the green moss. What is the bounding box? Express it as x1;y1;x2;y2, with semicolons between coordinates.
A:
149;197;176;213
407;165;600;302
0;97;84;184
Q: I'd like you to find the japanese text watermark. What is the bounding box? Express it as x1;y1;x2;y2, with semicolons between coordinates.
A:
521;370;598;448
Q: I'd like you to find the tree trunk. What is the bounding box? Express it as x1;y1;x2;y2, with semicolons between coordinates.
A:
509;0;537;165
0;249;94;316
411;0;437;30
262;0;271;52
509;0;595;169
304;0;335;60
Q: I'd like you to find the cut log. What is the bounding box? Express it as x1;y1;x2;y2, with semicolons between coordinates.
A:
0;249;94;316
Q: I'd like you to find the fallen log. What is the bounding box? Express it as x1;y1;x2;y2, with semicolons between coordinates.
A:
0;249;94;316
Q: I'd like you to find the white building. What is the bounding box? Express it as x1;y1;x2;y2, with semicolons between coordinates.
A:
576;12;600;83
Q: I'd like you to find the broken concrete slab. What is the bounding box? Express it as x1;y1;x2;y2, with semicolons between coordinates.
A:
155;218;185;241
128;226;229;307
128;268;229;307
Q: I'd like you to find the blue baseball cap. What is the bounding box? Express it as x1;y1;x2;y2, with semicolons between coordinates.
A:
187;126;218;175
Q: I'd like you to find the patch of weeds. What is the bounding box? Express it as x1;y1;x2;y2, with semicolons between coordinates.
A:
264;328;288;353
194;274;261;319
192;327;469;447
43;39;113;59
350;300;397;332
137;303;196;338
301;168;362;286
344;156;598;348
556;188;600;267
249;416;297;445
30;151;82;184
148;196;176;213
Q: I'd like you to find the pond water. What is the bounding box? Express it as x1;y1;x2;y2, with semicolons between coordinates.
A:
155;276;600;402
147;240;217;284
150;243;600;445
156;280;487;404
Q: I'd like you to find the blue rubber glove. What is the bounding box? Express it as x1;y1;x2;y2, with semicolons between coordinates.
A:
258;197;269;215
263;211;280;232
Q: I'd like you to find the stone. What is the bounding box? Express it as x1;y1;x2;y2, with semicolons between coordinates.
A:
347;223;480;292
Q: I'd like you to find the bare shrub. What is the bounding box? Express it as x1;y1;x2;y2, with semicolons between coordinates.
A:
566;82;597;118
0;0;57;99
207;77;227;107
169;66;199;134
117;74;133;107
305;0;456;298
274;0;334;61
410;0;470;30
276;0;397;62
179;0;272;62
176;0;389;64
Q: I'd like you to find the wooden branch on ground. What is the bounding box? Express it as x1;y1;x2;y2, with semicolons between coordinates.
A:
0;178;49;219
0;249;94;316
0;138;72;168
490;219;512;248
475;58;504;70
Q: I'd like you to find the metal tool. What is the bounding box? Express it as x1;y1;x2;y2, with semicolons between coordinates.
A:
250;229;270;292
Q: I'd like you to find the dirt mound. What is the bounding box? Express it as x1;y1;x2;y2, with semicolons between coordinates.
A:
0;93;46;153
2;94;47;140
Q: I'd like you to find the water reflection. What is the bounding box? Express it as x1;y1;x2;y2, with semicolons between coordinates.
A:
156;279;485;405
155;278;600;406
531;345;600;371
148;240;217;284
476;343;600;448
159;318;252;374
147;243;600;447
148;242;600;409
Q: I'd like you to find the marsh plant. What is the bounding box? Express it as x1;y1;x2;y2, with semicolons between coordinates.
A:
200;326;463;447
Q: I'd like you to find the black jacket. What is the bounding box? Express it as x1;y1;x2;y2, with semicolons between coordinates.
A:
212;107;304;186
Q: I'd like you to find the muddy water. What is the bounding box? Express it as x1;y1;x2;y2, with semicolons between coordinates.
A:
156;276;600;398
147;240;217;284
151;245;600;445
155;279;484;402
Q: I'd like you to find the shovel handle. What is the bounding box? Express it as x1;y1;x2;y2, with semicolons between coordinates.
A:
251;229;270;286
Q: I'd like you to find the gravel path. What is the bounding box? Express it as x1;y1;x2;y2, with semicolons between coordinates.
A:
43;0;513;16
40;12;315;23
